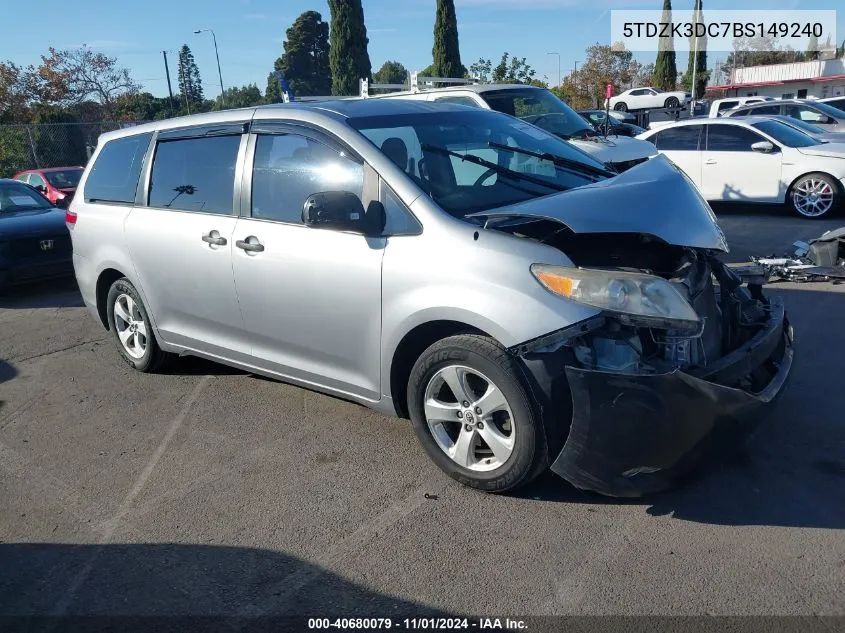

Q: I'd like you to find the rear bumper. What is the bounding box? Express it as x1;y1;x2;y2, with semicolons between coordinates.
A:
531;299;793;497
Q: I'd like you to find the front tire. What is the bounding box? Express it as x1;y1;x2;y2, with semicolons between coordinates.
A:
106;278;169;372
614;102;628;112
407;335;548;493
788;173;840;219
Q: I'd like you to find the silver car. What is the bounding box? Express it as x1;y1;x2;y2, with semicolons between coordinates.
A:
68;100;794;497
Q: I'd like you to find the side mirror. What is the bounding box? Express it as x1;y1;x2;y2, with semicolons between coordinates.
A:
751;141;776;154
302;191;384;236
35;184;46;193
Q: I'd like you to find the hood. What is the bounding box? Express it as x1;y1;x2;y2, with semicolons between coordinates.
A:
797;142;845;159
818;133;845;144
569;135;658;163
476;154;729;252
0;207;69;240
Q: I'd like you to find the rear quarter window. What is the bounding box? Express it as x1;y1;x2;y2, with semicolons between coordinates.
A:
84;132;153;204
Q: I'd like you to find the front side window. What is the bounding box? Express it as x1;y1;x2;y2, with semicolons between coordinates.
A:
785;105;827;124
251;133;363;224
351;109;610;219
85;133;152;204
706;125;765;151
653;126;702;150
148;135;241;214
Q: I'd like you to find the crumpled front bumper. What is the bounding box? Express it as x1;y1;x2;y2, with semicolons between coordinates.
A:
541;299;794;497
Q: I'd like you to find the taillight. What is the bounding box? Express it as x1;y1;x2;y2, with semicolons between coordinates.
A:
65;209;77;225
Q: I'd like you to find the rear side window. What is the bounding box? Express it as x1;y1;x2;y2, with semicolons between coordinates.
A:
434;96;479;108
717;101;738;112
747;104;780;116
148;135;241;214
85;133;152;204
652;126;702;150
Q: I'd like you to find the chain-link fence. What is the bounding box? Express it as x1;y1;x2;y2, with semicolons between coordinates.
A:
0;121;147;178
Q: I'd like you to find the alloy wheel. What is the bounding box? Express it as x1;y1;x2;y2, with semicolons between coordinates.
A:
423;365;516;472
793;177;835;217
113;293;148;359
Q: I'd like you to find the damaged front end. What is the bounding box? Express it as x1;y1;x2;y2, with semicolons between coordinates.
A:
511;234;794;497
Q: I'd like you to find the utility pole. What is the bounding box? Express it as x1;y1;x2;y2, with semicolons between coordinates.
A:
161;51;175;116
547;52;561;87
574;60;579;100
195;29;226;107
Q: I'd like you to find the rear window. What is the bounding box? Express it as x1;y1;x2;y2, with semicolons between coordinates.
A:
84;133;152;204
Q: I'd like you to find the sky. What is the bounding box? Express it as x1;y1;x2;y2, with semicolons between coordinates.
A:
3;0;843;99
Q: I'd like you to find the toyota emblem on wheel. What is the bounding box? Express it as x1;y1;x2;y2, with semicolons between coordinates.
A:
40;240;54;251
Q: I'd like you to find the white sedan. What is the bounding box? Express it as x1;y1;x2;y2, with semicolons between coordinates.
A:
637;117;845;218
607;87;691;112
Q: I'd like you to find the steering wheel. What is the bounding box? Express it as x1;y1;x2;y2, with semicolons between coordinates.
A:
473;167;499;187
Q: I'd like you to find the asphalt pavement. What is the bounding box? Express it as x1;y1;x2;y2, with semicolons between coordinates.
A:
1;206;844;621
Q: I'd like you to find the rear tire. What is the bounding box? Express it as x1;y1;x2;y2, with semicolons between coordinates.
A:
788;172;841;219
614;102;628;112
106;278;169;372
665;96;680;109
407;334;548;493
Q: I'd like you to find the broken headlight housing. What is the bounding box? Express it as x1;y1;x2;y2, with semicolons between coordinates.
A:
531;264;700;329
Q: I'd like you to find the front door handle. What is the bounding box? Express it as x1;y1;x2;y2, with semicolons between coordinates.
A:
236;237;265;253
202;231;227;246
704;159;717;165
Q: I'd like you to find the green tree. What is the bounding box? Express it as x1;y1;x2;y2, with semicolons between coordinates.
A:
681;0;709;98
177;44;204;106
469;58;492;82
653;0;677;90
492;53;536;84
720;36;802;78
113;92;173;121
373;61;408;85
329;0;372;96
837;38;845;58
218;84;263;108
432;0;462;78
274;11;331;98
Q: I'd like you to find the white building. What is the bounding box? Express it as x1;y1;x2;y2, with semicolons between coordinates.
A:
706;58;845;100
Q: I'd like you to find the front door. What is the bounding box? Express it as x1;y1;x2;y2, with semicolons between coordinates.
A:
700;124;783;202
125;131;250;360
231;128;385;400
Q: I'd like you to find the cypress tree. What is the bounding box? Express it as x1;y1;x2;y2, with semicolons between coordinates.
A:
806;33;819;61
329;0;372;96
682;0;708;98
653;0;677;90
432;0;463;78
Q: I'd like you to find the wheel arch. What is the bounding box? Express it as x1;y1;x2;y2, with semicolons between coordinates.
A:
95;267;127;329
388;320;492;419
787;170;844;196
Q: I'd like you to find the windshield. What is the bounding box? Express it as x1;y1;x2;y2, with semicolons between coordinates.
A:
751;120;821;148
479;88;596;140
0;181;53;212
44;168;83;188
811;102;845;119
350;109;611;218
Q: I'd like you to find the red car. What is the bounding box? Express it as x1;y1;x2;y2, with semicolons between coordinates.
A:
13;166;84;208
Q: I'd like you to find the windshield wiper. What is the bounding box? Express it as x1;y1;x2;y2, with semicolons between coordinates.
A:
487;141;615;179
420;144;567;192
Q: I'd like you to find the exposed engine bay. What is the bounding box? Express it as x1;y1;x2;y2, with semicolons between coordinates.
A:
502;224;780;392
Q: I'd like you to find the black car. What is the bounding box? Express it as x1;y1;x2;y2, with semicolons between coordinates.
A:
0;179;73;290
577;110;646;137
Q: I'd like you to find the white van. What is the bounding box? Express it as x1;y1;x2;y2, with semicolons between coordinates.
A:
709;96;777;118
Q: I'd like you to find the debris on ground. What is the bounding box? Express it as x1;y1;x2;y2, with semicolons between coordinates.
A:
732;227;845;283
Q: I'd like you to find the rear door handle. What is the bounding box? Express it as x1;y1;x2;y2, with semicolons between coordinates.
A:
236;237;265;253
704;159;717;165
202;231;227;246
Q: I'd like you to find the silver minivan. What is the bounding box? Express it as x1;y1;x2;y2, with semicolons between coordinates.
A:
68;100;793;497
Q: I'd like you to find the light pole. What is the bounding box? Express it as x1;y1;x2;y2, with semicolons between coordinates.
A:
194;29;225;107
547;52;561;87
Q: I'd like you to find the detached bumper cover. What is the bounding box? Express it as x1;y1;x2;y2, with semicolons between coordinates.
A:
548;299;794;497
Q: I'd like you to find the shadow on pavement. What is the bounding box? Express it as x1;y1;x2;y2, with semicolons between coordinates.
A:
0;277;83;309
0;357;17;414
519;285;845;530
0;542;445;626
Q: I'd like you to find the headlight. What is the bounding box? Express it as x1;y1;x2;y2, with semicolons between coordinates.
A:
531;264;699;325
